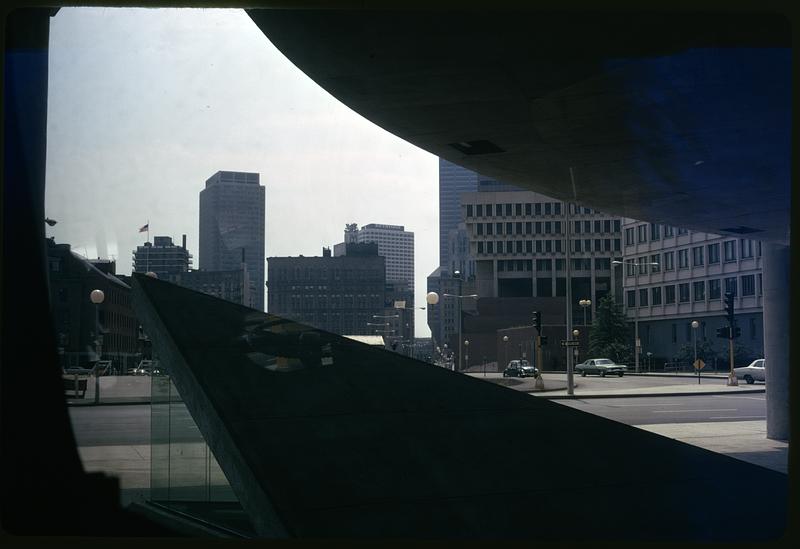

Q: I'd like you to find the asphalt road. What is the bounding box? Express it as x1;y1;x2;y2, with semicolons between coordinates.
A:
555;393;766;425
476;371;742;392
69;391;766;447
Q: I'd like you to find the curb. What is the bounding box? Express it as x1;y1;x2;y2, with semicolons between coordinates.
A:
533;388;766;400
67;399;152;407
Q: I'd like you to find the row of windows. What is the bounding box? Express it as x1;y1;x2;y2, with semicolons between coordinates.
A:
474;221;563;236
496;258;613;272
475;238;622;255
625;240;761;276
624;223;688;245
270;268;384;281
466;201;563;218
626;274;761;307
573;219;621;234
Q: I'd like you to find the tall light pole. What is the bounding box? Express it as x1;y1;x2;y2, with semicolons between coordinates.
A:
431;273;478;371
573;329;580;365
463;339;469;371
612;258;659;373
502;335;509;368
579;299;592;326
89;289;105;404
692;320;700;384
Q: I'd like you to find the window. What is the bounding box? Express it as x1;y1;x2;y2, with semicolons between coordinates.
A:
505;203;512;216
516;240;523;254
679;283;690;302
671;323;677;343
554;221;561;234
750;317;757;340
663;252;675;271
614;239;621;251
525;222;532;234
555;258;565;270
515;222;523;235
534;203;541;215
515;203;522;216
498;259;505;271
651;286;662;305
544;203;551;215
476;223;484;236
535;222;542;234
678;249;689;268
709;279;721;300
535;240;542;253
625;227;634;246
650;254;660;272
692;246;704;266
573;239;582;252
554;203;561;215
742;274;755;296
536;259;552;271
664;225;675;237
467;204;474;217
584;221;591;233
486;204;493;216
545;240;552;253
639;288;648;307
506;222;513;234
526;240;532;253
665;285;676;304
486;223;493;235
525;203;531;216
574;220;581;234
650;223;660;241
613;220;621;232
594;220;601;233
604;220;611;233
707;243;720;264
626;261;635;277
677;227;688;235
595;258;610;270
741;239;754;259
604;238;611;251
685;323;692;342
555;240;562;252
594;239;602;252
693;281;705;301
637;224;647;243
637;256;648;274
507;241;515;254
758;273;763;295
724;277;737;296
487;241;494;254
544;221;552;234
723;240;737;262
477;241;484;254
627;290;636;308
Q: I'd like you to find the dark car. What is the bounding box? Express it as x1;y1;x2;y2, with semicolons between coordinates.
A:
503;359;539;378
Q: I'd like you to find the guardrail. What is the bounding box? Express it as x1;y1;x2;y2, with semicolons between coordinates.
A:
63;361;111;404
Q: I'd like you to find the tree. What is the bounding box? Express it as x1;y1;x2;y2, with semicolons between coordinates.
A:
675;339;718;367
588;294;632;365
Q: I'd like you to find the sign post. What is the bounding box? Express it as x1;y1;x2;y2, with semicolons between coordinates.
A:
693;358;705;384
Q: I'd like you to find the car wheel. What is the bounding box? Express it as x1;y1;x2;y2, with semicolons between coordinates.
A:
581;371;586;377
744;375;754;384
503;373;508;377
601;371;606;378
618;372;624;377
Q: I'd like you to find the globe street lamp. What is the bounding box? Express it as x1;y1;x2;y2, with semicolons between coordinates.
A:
463;339;469;371
578;299;592;326
612;258;660;373
692;320;700;384
429;277;478;371
89;289;105;404
502;335;509;368
573;329;580;364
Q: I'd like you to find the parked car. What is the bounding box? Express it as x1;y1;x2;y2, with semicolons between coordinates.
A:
734;358;765;384
575;358;627;377
503;359;539;378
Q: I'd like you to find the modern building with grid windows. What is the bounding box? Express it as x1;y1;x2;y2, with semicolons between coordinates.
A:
621;219;764;366
462;190;623;323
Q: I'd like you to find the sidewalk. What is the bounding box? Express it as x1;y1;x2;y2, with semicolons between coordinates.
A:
534;382;765;399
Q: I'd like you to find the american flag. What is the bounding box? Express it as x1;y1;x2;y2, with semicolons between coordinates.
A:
138;223;149;233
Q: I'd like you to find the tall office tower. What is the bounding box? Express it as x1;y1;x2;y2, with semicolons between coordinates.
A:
199;171;265;311
132;235;193;279
439;158;478;268
620;219;764;363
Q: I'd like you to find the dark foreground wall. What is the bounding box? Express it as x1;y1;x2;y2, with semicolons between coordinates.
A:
133;274;787;541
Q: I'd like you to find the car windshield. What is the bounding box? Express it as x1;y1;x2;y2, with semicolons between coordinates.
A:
596;359;612;365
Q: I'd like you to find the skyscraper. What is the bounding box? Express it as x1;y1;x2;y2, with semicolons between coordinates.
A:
199;171;265;311
438;158;478;268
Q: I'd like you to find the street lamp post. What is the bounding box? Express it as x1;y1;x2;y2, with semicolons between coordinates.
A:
89;289;105;404
692;320;700;384
573;329;580;365
464;340;469;371
612;258;659;373
431;273;478;372
502;335;509;368
579;299;592;326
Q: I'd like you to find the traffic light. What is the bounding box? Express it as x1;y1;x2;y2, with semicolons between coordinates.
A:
532;310;541;332
724;292;735;325
716;326;730;339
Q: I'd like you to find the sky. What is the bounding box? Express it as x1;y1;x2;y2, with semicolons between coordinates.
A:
44;7;439;337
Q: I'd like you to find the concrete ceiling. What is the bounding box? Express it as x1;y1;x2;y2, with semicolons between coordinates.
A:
248;10;790;245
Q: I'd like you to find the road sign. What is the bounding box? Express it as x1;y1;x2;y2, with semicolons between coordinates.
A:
693;359;705;370
560;340;580;347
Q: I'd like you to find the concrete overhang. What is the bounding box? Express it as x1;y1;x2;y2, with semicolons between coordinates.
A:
248;9;791;244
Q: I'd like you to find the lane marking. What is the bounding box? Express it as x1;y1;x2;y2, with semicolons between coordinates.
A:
611;403;682;407
709;415;766;420
652;409;737;413
711;395;765;401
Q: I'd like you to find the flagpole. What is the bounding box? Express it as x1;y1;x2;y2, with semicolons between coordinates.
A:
146;219;150;273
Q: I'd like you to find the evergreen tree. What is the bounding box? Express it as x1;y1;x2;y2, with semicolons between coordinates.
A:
588;294;632;364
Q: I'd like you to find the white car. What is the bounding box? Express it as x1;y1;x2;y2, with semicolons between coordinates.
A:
575;358;627;377
734;359;766;384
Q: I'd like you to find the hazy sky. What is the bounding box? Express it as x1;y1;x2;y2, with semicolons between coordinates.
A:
44;7;439;336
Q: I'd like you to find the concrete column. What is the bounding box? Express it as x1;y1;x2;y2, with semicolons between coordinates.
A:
762;242;790;441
